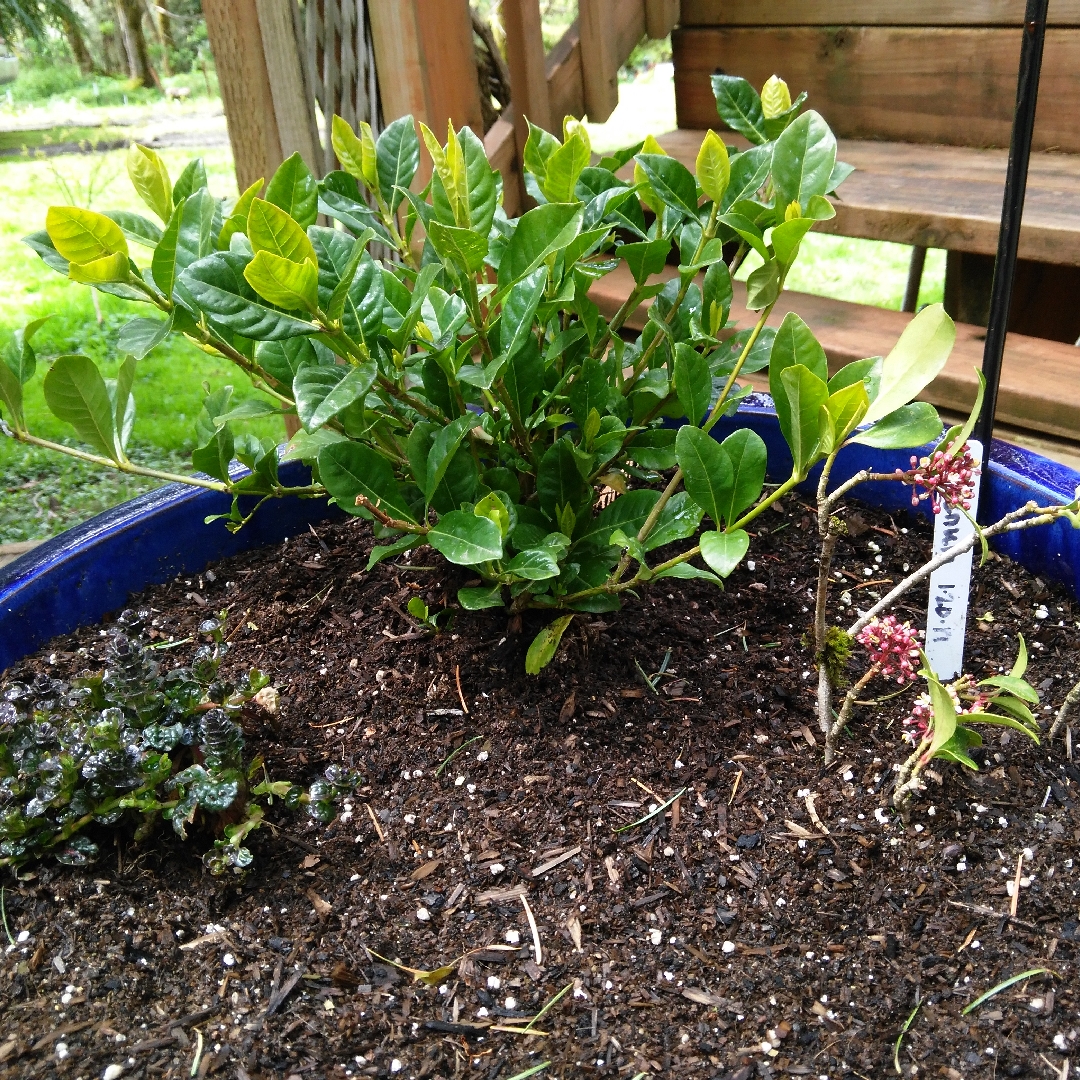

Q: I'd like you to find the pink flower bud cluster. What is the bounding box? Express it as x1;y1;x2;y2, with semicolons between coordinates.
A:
896;443;980;514
856;616;921;684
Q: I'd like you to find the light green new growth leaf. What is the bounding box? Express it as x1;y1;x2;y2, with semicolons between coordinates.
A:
925;677;959;760
46;206;129;265
525;615;575;675
68;253;129;285
246;198;317;267
244;251;320;314
700;529;750;577
862;304;955;425
127;144;173;224
695;130;730;203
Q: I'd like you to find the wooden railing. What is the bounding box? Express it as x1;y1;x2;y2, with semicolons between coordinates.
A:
203;0;677;214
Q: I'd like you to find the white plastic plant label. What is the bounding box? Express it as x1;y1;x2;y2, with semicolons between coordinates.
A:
924;440;983;680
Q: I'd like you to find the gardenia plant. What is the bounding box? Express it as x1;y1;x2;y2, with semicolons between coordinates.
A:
0;75;958;672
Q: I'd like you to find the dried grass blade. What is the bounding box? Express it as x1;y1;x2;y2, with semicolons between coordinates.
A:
614;788;687;833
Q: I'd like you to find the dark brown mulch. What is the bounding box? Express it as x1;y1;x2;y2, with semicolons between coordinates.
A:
1;497;1078;1080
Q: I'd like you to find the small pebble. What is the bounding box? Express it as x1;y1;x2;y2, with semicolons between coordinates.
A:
722;941;736;955
416;907;431;922
649;928;663;945
390;1060;403;1073
505;929;521;945
55;1043;69;1060
103;1066;125;1080
487;975;501;990
504;996;517;1010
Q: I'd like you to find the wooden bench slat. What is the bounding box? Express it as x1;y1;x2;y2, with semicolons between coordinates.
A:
672;26;1080;153
679;1;1080;27
650;130;1080;267
588;262;1080;442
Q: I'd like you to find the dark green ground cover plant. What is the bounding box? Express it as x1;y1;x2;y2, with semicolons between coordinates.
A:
0;613;357;872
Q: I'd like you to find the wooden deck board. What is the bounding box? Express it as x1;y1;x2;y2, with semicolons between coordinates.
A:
588;261;1080;442
651;129;1080;267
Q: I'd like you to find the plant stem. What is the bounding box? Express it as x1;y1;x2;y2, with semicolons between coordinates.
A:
825;665;879;764
590;283;643;359
1049;677;1080;740
814;450;843;735
5;431;230;492
892;736;932;820
824;469;901;513
847;502;1060;637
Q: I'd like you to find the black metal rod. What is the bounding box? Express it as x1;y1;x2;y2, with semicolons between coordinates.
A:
974;0;1049;508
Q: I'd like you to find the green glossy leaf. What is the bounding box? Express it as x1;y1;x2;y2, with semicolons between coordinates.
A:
862;304;955;425
0;358;23;429
293;362;367;430
778;363;829;477
619;233;671;285
309;227;384;343
102;209;163;248
177;252;317;340
718;428;767;525
673;342;711;424
653;561;723;585
772;110;837;211
498;203;583;290
769;312;828;443
500;266;547;359
68;253;129;284
428;220;489;274
265;152;318;229
628;428;677;470
1010;635;1028;679
573;489;659;555
978;674;1040;703
332;115;378;193
543;127;591;204
425;413;476;502
117;315;172;365
700;528;750;577
46;205;128;264
821;381;870;453
218;177;263;251
318;441;416;522
635;154;700;218
377;115;421;212
744;258;780;310
504;547;561;581
127;143;173;224
192;425;234;482
255;337;322;385
711;74;767;144
925;677;959;759
247;197;317;266
829;356;881;398
537;437;592;518
850;401;942;449
429;510;503;566
42;354;118;460
643;490;705;552
172;158;208;205
365;532;422;571
771;216;815;266
458;585;505;610
675;425;733;527
702;260;733;337
525;614;575;675
112;354;137;453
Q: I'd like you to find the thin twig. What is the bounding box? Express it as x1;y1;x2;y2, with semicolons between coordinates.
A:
455;666;469;715
520;893;542;964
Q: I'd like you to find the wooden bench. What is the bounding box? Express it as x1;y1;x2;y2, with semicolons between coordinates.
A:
669;1;1080;346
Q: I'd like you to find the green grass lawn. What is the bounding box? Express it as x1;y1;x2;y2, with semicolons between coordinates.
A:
0;146;285;544
0;86;946;546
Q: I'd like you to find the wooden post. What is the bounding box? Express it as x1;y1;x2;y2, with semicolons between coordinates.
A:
644;0;680;39
579;0;620;122
202;0;281;193
416;0;486;135
254;0;321;173
502;0;552;136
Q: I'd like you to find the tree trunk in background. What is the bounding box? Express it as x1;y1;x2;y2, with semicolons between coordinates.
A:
64;16;99;75
115;0;160;86
143;0;171;76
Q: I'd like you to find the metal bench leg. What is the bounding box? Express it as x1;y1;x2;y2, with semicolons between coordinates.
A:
902;245;927;312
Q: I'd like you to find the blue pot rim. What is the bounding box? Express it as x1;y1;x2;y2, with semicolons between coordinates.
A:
2;393;1078;672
